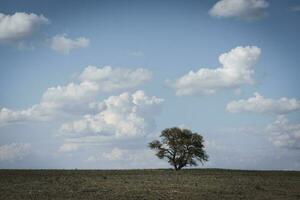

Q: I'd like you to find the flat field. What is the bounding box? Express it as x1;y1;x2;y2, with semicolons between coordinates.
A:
0;169;299;200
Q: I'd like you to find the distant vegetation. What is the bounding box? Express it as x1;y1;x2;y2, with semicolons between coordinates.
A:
149;127;208;170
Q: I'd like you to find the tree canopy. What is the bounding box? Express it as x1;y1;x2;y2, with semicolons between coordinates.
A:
149;127;208;170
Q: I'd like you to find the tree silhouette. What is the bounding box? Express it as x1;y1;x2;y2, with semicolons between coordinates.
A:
149;127;208;170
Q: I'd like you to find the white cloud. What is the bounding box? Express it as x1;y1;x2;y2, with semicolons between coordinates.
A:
41;81;99;109
58;143;80;153
0;12;48;42
227;93;300;114
171;46;261;96
267;115;300;149
50;34;90;54
0;96;89;127
209;0;269;20
0;143;31;162
79;66;151;92
41;66;151;109
60;90;164;139
0;66;152;126
0;104;55;126
0;107;36;124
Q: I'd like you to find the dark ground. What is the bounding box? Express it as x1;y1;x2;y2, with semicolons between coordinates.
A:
0;169;299;200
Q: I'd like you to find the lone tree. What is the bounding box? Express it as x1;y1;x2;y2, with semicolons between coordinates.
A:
149;127;208;170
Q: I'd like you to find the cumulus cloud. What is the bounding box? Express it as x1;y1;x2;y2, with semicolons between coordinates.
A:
60;90;164;139
0;103;57;126
0;66;152;126
0;89;94;126
42;81;99;109
58;143;80;153
171;46;261;96
209;0;269;20
0;143;31;162
227;93;300;114
79;66;152;92
0;12;48;42
267;115;300;149
50;34;90;54
41;66;151;109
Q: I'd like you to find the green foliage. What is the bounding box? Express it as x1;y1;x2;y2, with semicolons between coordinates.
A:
149;127;209;170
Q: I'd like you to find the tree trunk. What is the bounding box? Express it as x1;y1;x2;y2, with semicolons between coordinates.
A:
178;165;184;170
177;161;187;170
174;165;178;170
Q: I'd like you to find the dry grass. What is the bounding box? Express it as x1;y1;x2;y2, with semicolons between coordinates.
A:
0;169;299;200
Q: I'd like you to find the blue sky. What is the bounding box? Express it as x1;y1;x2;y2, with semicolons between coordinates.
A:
0;0;300;170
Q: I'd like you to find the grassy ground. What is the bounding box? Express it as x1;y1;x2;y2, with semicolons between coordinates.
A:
0;169;299;200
